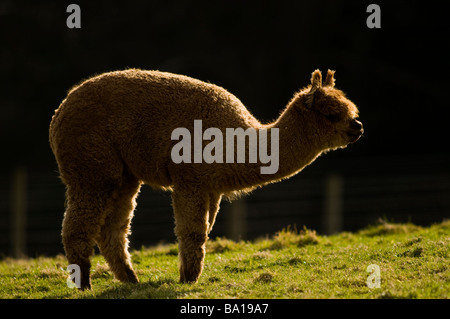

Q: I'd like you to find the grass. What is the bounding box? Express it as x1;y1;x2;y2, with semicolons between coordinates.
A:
0;219;449;299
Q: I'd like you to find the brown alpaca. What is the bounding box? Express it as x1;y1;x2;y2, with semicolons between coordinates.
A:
49;69;363;290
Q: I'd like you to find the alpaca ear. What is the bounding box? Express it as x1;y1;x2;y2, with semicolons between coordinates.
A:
305;70;322;109
324;69;336;87
310;69;322;91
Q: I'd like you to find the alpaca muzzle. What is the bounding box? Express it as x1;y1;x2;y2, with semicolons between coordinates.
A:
347;119;364;142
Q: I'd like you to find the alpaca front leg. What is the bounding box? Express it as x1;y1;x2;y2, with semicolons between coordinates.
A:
172;188;209;283
177;233;208;283
208;193;222;234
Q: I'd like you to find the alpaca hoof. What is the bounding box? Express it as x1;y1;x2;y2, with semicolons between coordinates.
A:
79;280;92;291
179;267;200;283
125;268;139;284
180;277;198;284
115;267;139;284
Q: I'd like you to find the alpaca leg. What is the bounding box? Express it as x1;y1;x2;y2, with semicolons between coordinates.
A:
62;189;106;290
95;178;141;284
207;193;222;234
172;188;209;283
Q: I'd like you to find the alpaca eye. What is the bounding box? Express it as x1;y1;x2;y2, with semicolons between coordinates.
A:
325;114;340;122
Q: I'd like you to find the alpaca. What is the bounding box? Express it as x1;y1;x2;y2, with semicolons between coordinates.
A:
49;69;363;289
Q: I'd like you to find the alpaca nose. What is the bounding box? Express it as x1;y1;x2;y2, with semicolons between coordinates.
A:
350;119;363;133
348;119;364;142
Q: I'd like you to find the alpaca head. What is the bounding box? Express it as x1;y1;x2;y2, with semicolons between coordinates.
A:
295;69;363;150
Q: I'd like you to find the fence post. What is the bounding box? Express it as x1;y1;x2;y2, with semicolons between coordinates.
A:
323;173;343;235
226;197;247;241
11;166;27;258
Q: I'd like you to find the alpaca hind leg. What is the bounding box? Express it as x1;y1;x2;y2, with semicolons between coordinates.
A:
172;188;209;283
95;178;141;284
62;190;106;290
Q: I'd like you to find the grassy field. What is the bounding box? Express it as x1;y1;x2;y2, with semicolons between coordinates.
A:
0;220;448;299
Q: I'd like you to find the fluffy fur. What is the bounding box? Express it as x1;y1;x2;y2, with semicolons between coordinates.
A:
49;69;363;289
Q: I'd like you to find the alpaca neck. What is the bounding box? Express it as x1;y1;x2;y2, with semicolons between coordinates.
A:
271;109;322;176
251;106;324;186
221;104;325;192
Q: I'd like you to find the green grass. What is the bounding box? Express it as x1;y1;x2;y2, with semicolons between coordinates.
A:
0;220;449;299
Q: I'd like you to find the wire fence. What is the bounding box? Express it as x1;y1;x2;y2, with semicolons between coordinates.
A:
1;153;449;258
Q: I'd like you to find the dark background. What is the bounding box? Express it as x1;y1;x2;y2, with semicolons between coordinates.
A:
1;1;449;257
